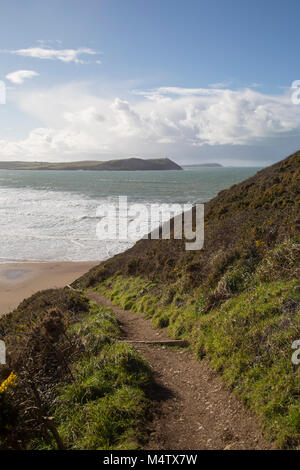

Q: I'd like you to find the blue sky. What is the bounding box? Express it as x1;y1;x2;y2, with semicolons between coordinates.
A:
0;0;300;165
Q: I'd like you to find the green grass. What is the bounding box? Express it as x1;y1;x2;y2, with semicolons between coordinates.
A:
55;386;148;450
30;301;153;450
193;280;300;448
69;301;120;354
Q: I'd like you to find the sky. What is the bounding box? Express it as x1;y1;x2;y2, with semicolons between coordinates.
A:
1;0;300;166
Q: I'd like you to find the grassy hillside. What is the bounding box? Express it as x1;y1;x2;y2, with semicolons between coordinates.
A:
0;289;152;450
0;157;182;171
76;151;300;448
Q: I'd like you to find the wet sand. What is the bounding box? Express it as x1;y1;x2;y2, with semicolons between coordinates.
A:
0;261;99;315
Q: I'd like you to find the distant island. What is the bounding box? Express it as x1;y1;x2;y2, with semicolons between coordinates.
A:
182;163;223;168
0;157;183;171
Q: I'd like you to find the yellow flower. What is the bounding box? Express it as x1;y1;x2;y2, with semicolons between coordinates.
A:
0;372;18;394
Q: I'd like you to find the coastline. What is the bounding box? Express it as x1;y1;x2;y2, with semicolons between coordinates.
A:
0;261;99;316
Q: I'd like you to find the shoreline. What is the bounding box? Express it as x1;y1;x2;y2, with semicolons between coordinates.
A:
0;261;99;315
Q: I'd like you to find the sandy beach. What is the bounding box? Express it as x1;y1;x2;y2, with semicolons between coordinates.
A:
0;261;99;315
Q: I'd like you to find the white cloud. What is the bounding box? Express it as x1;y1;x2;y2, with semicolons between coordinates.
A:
7;47;98;64
1;84;300;161
64;107;105;125
6;70;39;85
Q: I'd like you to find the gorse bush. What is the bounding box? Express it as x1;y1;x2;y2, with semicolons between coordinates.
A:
0;372;17;394
0;372;18;447
256;238;300;282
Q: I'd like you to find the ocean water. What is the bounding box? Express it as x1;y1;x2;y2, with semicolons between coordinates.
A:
0;167;261;262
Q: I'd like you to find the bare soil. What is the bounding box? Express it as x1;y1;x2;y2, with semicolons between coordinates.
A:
87;291;273;450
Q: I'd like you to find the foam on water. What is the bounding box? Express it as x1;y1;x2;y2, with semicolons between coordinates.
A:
0;167;261;262
0;186;135;262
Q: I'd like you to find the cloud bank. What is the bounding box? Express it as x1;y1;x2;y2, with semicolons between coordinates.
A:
0;84;299;162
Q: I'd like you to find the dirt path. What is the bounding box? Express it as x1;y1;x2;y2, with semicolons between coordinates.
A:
87;291;272;450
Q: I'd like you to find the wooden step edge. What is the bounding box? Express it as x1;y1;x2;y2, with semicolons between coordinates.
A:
117;339;189;347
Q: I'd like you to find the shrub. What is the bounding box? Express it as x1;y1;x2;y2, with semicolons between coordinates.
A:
257;238;300;282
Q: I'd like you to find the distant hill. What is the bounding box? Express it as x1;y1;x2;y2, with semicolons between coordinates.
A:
0;157;182;171
183;163;223;168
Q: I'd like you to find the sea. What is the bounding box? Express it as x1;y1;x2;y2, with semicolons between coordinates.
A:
0;167;261;263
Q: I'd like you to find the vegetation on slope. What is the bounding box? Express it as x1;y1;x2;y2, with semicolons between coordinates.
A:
76;151;300;448
0;289;152;450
